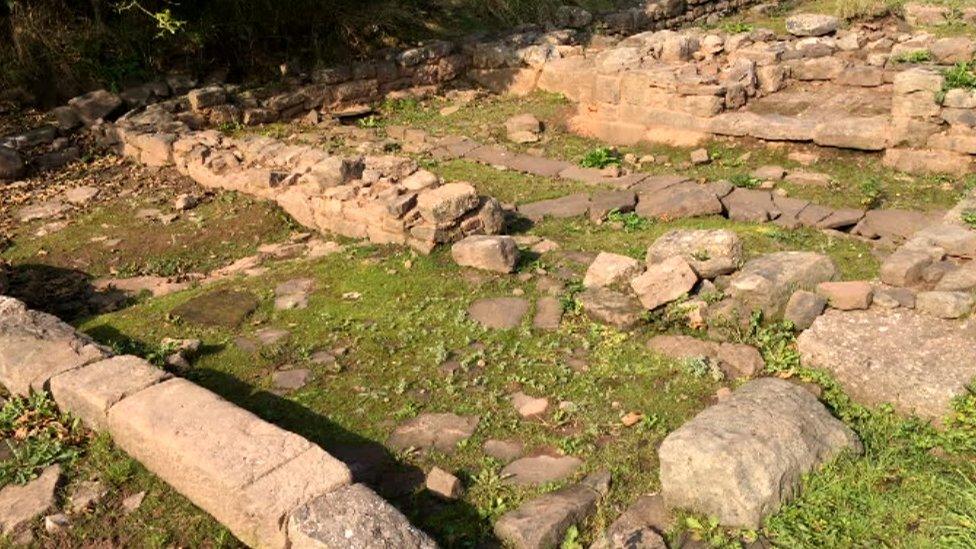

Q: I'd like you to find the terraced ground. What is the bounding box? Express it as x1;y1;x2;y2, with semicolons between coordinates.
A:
2;1;976;548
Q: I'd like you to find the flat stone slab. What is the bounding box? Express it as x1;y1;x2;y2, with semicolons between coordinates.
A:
274;278;315;310
0;296;107;396
49;355;170;431
289;484;436;548
728;252;837;316
579;287;643;330
107;378;351;548
171;290;260;328
387;413;479;454
0;465;60;536
659;378;860;528
798;309;976;421
468;297;530;329
494;472;607;549
501;454;582;486
518;194;590;221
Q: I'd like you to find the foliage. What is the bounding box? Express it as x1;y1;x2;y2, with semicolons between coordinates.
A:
962;210;976;229
893;50;933;64
858;177;885;208
579;147;622;169
0;393;87;488
606;209;651;231
943;61;976;91
729;174;761;189
720;21;754;33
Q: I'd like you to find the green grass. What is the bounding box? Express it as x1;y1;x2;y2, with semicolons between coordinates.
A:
425;158;599;205
579;147;622;169
0;393;85;488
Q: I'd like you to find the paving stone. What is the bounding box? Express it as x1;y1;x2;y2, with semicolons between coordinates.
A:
511;391;549;418
817;208;865;230
752;165;786;181
484;439;524;463
591;494;671;549
584;252;644;289
388;413;479;454
645;229;743;279
468;297;530;329
559;166;647;188
49;355;170;431
721;188;780;222
288;484;436;548
426;467;463;500
728;252;838;316
494;471;607;549
873;286;916;309
915;291;974;319
63;185;100;205
17;200;68;222
533;296;563;330
579;287;643;330
783;290;827;329
816;281;873;311
798;308;976;420
506;154;573;178
171;290;260;328
274;278;315;310
452;235;520;273
518;194;591;221
0;465;61;536
0;296;108;396
659;378;860;528
631;256;698;310
589;190;638;222
502;454;582;486
107;378;351;548
272;368;311;392
635;183;723;220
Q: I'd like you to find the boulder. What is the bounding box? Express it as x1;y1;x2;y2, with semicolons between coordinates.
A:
288;484;436;548
578;287;643;329
631;256;698;310
495;472;608;549
785;14;840;37
798;309;976;420
416;183;480;224
659;378;861;528
584;252;644;288
915;291;974;319
505;114;543;144
815;281;873;311
0;146;24;180
67;89;123;124
451;235;519;273
646;229;743;279
728;252;838;316
783;290;827;330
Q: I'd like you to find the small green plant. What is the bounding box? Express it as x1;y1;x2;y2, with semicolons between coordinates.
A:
682;357;725;382
357;114;381;128
729;174;761;189
606;209;651;231
579;147;621;169
943;61;976;91
721;21;754;33
893;50;933;64
939;469;976;546
0;393;87;488
962;210;976;229
561;525;584;549
859;177;885;209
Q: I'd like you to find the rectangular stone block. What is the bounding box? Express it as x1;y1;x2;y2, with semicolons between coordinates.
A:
107;378;351;548
49;355;170;431
0;297;107;396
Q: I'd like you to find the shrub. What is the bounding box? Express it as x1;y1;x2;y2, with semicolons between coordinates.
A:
579;147;622;169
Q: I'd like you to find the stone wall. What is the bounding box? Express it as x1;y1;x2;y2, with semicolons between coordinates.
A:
0;295;436;548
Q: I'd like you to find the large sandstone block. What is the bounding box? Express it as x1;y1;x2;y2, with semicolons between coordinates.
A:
584;252;644;289
631;256;698;310
728;252;838;316
289;484;436;548
416;183;480;224
107;378;351;548
0;296;107;395
451;235;519;273
659;378;860;528
49;355;170;431
798;309;976;420
883;148;974;176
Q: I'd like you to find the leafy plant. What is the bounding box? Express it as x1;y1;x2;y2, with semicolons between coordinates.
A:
729;174;761;189
0;393;87;488
721;21;754;34
961;210;976;229
579;147;621;169
606;209;650;231
859;177;885;209
893;50;933;64
561;525;584;549
943;61;976;91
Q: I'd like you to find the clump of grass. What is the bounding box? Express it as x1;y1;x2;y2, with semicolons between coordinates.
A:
721;21;754;33
606;209;651;231
859;177;885;209
961;210;976;229
893;50;933;64
729;174;761;189
943;61;976;90
579;147;621;169
0;393;87;487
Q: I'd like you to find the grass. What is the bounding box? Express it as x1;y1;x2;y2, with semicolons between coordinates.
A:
0;393;86;488
579;147;622;169
425;158;599;205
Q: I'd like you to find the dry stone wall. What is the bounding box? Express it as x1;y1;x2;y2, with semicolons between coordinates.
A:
0;296;436;548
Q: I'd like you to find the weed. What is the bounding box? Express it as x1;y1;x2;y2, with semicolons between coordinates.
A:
561;525;584;549
0;393;87;488
721;21;755;33
943;61;976;91
606;209;651;231
216;121;245;136
859;177;886;209
893;50;933;64
682;357;725;382
729;174;761;189
357;114;381;128
579;147;621;169
962;210;976;229
939;469;976;546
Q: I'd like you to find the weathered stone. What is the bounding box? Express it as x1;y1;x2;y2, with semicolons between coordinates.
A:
915;291;974;319
591;494;671;549
388;413;479;453
0;465;61;535
187;86;228;111
505;113;543;143
533;296;563;330
49;355;170;431
274;278;315;310
813;116;889;150
0;146;24;180
579;287;643;329
645;229;743;279
468;297;530;329
484;439;524;463
108;379;351;548
904;3;949;26
659;378;860;528
635;183;723;220
783;290;827;330
880;247;940;287
798;309;976;420
722;188;780;222
631;256;698;310
930;37;976;64
852;209;939;242
68;89;123;124
416;182;480;223
647;335;762;379
519;194;591;221
584;252;644;289
816;281;873;311
785;14;839;37
554;5;592;28
67;480;107;514
728;252;838;316
883;148;973;176
272;368;311;392
874;286;917;309
0;296;107;396
494;472;607;549
426;467;463;500
936;263;976;291
452;235;519;273
171;290;260;328
288;484;436;548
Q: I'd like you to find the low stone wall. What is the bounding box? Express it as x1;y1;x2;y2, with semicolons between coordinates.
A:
0;296;436;548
